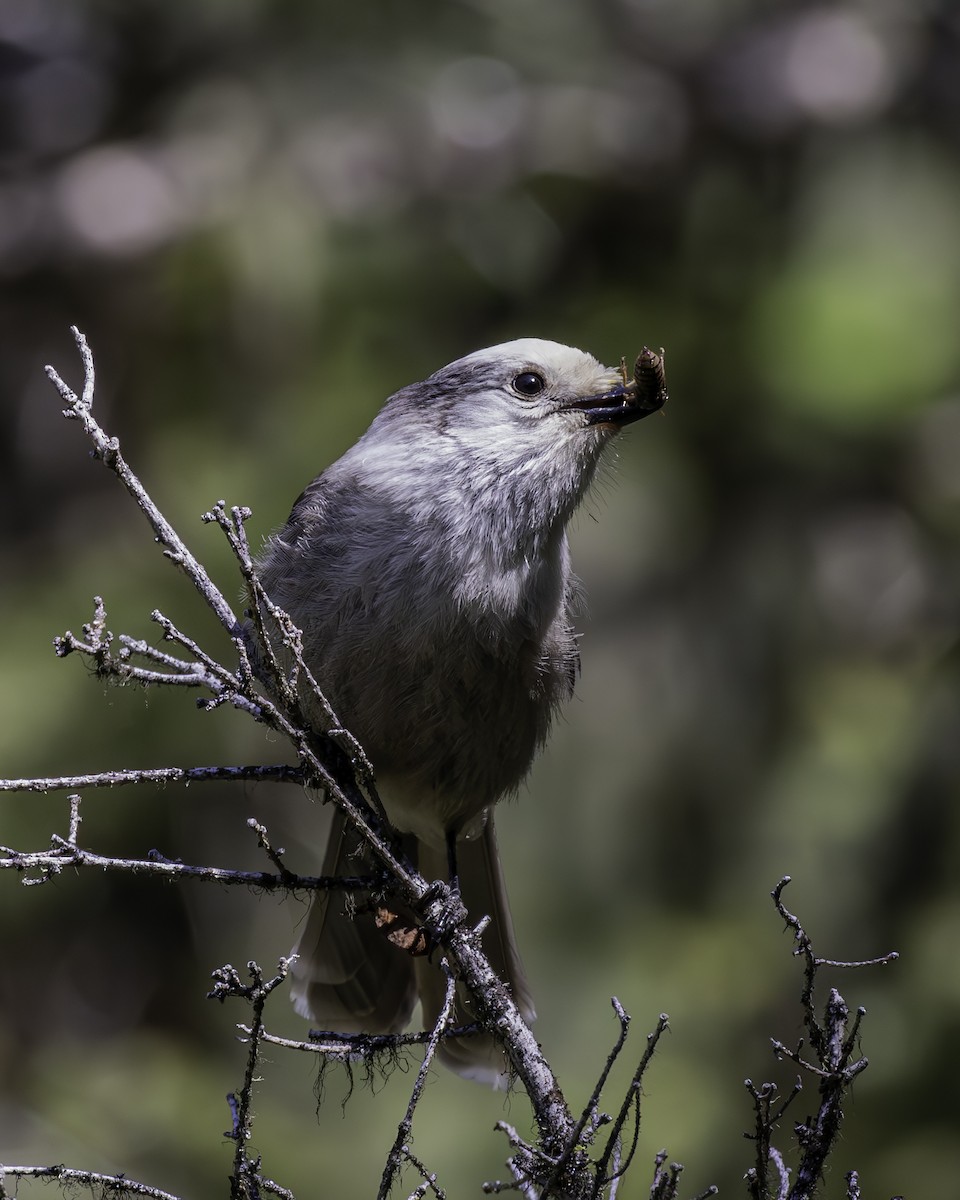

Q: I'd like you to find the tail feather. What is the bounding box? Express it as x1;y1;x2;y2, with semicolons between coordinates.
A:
290;809;533;1084
289;809;418;1034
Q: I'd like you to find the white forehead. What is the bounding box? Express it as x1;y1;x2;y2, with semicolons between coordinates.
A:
453;338;610;386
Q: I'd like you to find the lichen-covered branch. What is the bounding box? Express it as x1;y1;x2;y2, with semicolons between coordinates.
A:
0;1164;182;1200
742;878;898;1200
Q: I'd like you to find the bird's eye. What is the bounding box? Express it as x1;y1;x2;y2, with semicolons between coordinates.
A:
512;372;546;397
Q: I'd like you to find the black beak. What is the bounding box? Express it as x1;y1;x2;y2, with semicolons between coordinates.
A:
562;381;667;427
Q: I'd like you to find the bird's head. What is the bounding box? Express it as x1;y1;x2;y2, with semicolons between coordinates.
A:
422;337;664;436
357;338;667;539
374;337;663;462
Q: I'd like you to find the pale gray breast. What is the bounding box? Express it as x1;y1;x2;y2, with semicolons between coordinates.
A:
256;469;578;820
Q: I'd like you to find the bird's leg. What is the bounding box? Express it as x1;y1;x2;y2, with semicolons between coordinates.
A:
445;827;460;897
415;828;467;955
421;826;461;913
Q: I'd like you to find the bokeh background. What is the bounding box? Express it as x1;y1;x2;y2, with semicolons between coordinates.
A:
2;1;959;1195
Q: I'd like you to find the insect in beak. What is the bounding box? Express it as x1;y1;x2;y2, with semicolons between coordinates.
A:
566;346;668;427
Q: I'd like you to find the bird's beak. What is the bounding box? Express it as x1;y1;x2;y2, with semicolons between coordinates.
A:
561;381;666;427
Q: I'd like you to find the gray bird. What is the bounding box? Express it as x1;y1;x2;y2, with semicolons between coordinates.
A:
255;338;665;1085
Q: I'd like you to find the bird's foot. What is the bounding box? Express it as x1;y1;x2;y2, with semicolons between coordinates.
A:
421;878;468;943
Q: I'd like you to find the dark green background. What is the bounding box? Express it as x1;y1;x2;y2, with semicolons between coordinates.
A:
2;1;959;1195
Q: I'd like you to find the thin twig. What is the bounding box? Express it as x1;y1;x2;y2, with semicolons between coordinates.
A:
759;879;899;1200
0;764;306;792
66;793;82;844
770;1146;790;1200
0;1164;180;1199
540;997;632;1198
0;838;373;893
247;817;295;880
591;1013;669;1197
215;960;293;1199
251;1022;483;1057
483;1124;551;1200
400;1146;446;1200
377;961;458;1200
46;327;241;636
743;1077;802;1200
771;876;897;1060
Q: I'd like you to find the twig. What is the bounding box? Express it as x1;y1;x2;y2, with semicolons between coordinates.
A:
377;960;458;1200
785;990;867;1200
246;817;295;880
591;1013;670;1197
539;997;632;1198
66;793;82;844
647;1150;686;1200
401;1146;445;1200
213;960;294;1200
0;1164;180;1199
52;590;419;946
46;327;241;636
771;876;898;1059
0;836;373;893
0;764;306;793
208;498;380;798
484;1123;552;1199
253;1176;296;1199
743;1078;802;1200
250;1022;482;1059
769;1147;790;1200
745;879;900;1200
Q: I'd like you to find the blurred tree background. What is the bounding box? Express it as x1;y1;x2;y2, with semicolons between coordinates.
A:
1;0;959;1195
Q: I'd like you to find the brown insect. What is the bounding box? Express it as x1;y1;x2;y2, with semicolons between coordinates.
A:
634;346;668;411
619;346;668;412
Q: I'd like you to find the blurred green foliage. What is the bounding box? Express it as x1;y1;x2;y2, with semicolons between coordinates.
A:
2;0;960;1195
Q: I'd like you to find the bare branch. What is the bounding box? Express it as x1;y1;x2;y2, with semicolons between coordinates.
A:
0;764;305;793
484;1123;553;1199
212;960;296;1200
591;1013;670;1197
538;998;632;1197
377;960;458;1200
400;1148;446;1200
246;816;296;881
771;876;897;1062
66;793;82;844
744;1078;802;1200
220;497;376;786
46;327;242;637
647;1150;686;1200
250;1022;483;1061
0;1163;181;1200
0;832;373;894
741;880;901;1200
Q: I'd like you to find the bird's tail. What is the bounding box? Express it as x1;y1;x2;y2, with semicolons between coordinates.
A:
289;808;419;1033
289;811;534;1086
417;816;535;1087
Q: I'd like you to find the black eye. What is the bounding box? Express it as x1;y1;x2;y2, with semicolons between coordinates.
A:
513;372;545;397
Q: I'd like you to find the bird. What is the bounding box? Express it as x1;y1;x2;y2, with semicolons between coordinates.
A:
254;338;665;1085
